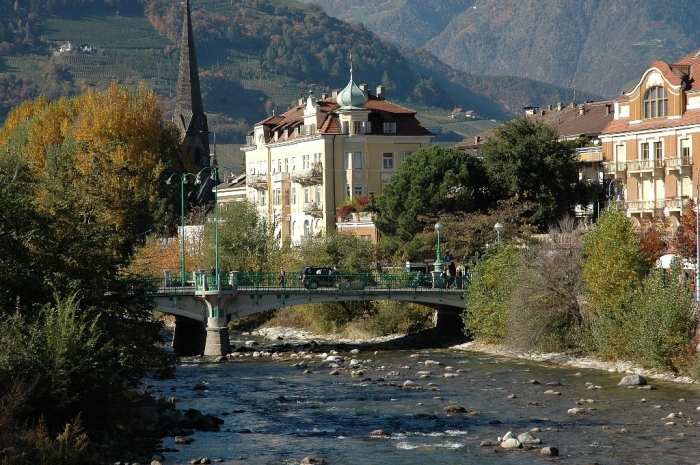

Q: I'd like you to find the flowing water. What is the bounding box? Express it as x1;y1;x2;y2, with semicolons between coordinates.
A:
148;331;700;465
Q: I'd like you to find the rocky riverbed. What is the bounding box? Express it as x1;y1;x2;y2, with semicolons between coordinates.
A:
140;325;700;465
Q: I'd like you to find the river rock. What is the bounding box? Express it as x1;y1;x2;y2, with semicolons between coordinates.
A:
350;349;360;354
424;360;444;366
403;380;418;388
541;446;559;456
568;408;585;415
443;405;467;413
174;436;194;444
300;456;326;464
618;375;647;386
544;390;561;395
188;458;210;464
500;438;522;449
518;432;542;444
368;429;390;437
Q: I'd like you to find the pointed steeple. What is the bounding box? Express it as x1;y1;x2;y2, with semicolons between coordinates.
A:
174;0;210;171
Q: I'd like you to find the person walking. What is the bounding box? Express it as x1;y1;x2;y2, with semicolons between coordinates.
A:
279;267;286;286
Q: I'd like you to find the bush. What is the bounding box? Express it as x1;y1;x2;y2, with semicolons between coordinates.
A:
346;301;433;337
463;246;520;342
506;239;588;352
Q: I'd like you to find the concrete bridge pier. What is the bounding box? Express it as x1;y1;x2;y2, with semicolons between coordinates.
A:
202;294;231;357
172;316;205;356
433;306;465;337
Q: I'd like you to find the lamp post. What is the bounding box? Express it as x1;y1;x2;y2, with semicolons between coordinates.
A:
494;222;503;248
196;165;235;281
166;172;197;285
607;178;624;210
434;221;444;272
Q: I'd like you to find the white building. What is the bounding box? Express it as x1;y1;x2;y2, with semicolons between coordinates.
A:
241;70;433;245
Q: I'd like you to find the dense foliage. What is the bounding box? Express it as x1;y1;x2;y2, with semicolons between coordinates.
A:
374;145;489;259
0;87;180;462
582;208;649;314
479;117;592;230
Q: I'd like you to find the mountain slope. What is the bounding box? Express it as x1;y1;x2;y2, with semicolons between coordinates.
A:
304;0;700;98
0;0;599;144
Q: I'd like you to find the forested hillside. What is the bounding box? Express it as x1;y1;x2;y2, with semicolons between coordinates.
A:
0;0;600;144
304;0;700;98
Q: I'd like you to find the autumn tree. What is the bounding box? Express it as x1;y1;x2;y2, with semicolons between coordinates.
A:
670;199;697;260
582;207;649;313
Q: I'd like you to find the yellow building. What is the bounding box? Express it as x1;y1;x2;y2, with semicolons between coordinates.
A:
600;48;700;230
241;70;433;245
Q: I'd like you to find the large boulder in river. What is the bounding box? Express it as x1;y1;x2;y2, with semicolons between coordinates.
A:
618;375;647;386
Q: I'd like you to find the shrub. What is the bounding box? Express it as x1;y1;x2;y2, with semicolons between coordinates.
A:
463;246;520;342
346;301;433;337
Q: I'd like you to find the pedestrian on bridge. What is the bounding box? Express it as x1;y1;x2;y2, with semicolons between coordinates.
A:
279;267;286;286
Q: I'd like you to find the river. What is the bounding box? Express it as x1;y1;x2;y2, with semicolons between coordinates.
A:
147;329;700;465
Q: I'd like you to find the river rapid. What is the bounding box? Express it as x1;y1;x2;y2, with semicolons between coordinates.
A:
147;329;700;465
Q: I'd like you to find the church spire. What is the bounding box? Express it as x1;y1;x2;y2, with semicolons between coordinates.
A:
174;0;210;170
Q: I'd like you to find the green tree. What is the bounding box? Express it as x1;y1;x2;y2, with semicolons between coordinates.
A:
479;117;591;230
582;208;648;313
462;245;520;342
374;145;489;259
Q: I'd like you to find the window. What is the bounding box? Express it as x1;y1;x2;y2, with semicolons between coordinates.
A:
292;186;297;204
344;151;351;169
284;158;288;172
353;151;363;169
343;121;349;134
346;183;351;200
643;86;668;119
284;188;289;205
681;139;690;161
641;142;649;160
291;157;296;170
304;187;310;203
653;141;662;159
366;121;372;133
315;186;321;203
354;183;363;196
304;220;310;236
273;188;281;206
382;152;395;169
353;121;366;134
259;190;266;206
383;122;396;134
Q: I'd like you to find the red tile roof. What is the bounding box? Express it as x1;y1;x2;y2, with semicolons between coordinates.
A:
252;95;432;142
602;108;700;135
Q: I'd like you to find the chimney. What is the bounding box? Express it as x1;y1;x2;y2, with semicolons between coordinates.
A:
541;110;545;116
359;83;368;97
548;104;552;111
475;135;481;144
322;93;328;99
605;103;611;115
332;90;338;99
376;85;385;100
578;104;585;116
298;98;304;106
557;102;563;111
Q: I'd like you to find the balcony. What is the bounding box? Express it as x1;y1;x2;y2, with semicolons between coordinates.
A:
575;146;603;162
665;197;691;213
246;174;268;189
665;155;693;172
625;200;658;213
271;172;290;183
602;161;626;174
626;158;664;173
303;201;323;216
291;164;323;185
337;212;374;223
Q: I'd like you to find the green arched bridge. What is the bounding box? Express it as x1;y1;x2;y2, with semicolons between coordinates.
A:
145;271;468;356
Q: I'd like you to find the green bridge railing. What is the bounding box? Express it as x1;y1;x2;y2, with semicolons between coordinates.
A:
144;271;470;295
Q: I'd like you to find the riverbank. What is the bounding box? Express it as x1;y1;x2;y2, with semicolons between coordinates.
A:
252;325;698;385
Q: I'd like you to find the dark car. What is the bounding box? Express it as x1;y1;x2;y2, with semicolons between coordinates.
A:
299;267;340;289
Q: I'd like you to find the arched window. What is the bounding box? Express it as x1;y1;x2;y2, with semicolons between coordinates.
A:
643;86;668;119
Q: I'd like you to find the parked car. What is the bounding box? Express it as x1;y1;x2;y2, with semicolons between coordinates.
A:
299;266;340;289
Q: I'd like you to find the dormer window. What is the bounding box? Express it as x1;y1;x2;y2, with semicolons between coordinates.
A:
643;86;668;119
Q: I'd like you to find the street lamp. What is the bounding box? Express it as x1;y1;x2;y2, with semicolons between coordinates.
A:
494;222;504;248
434;221;444;272
166;172;198;285
608;178;624;210
196;165;236;283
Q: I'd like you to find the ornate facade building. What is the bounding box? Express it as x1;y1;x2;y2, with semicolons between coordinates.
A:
242;70;433;245
600;48;700;230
